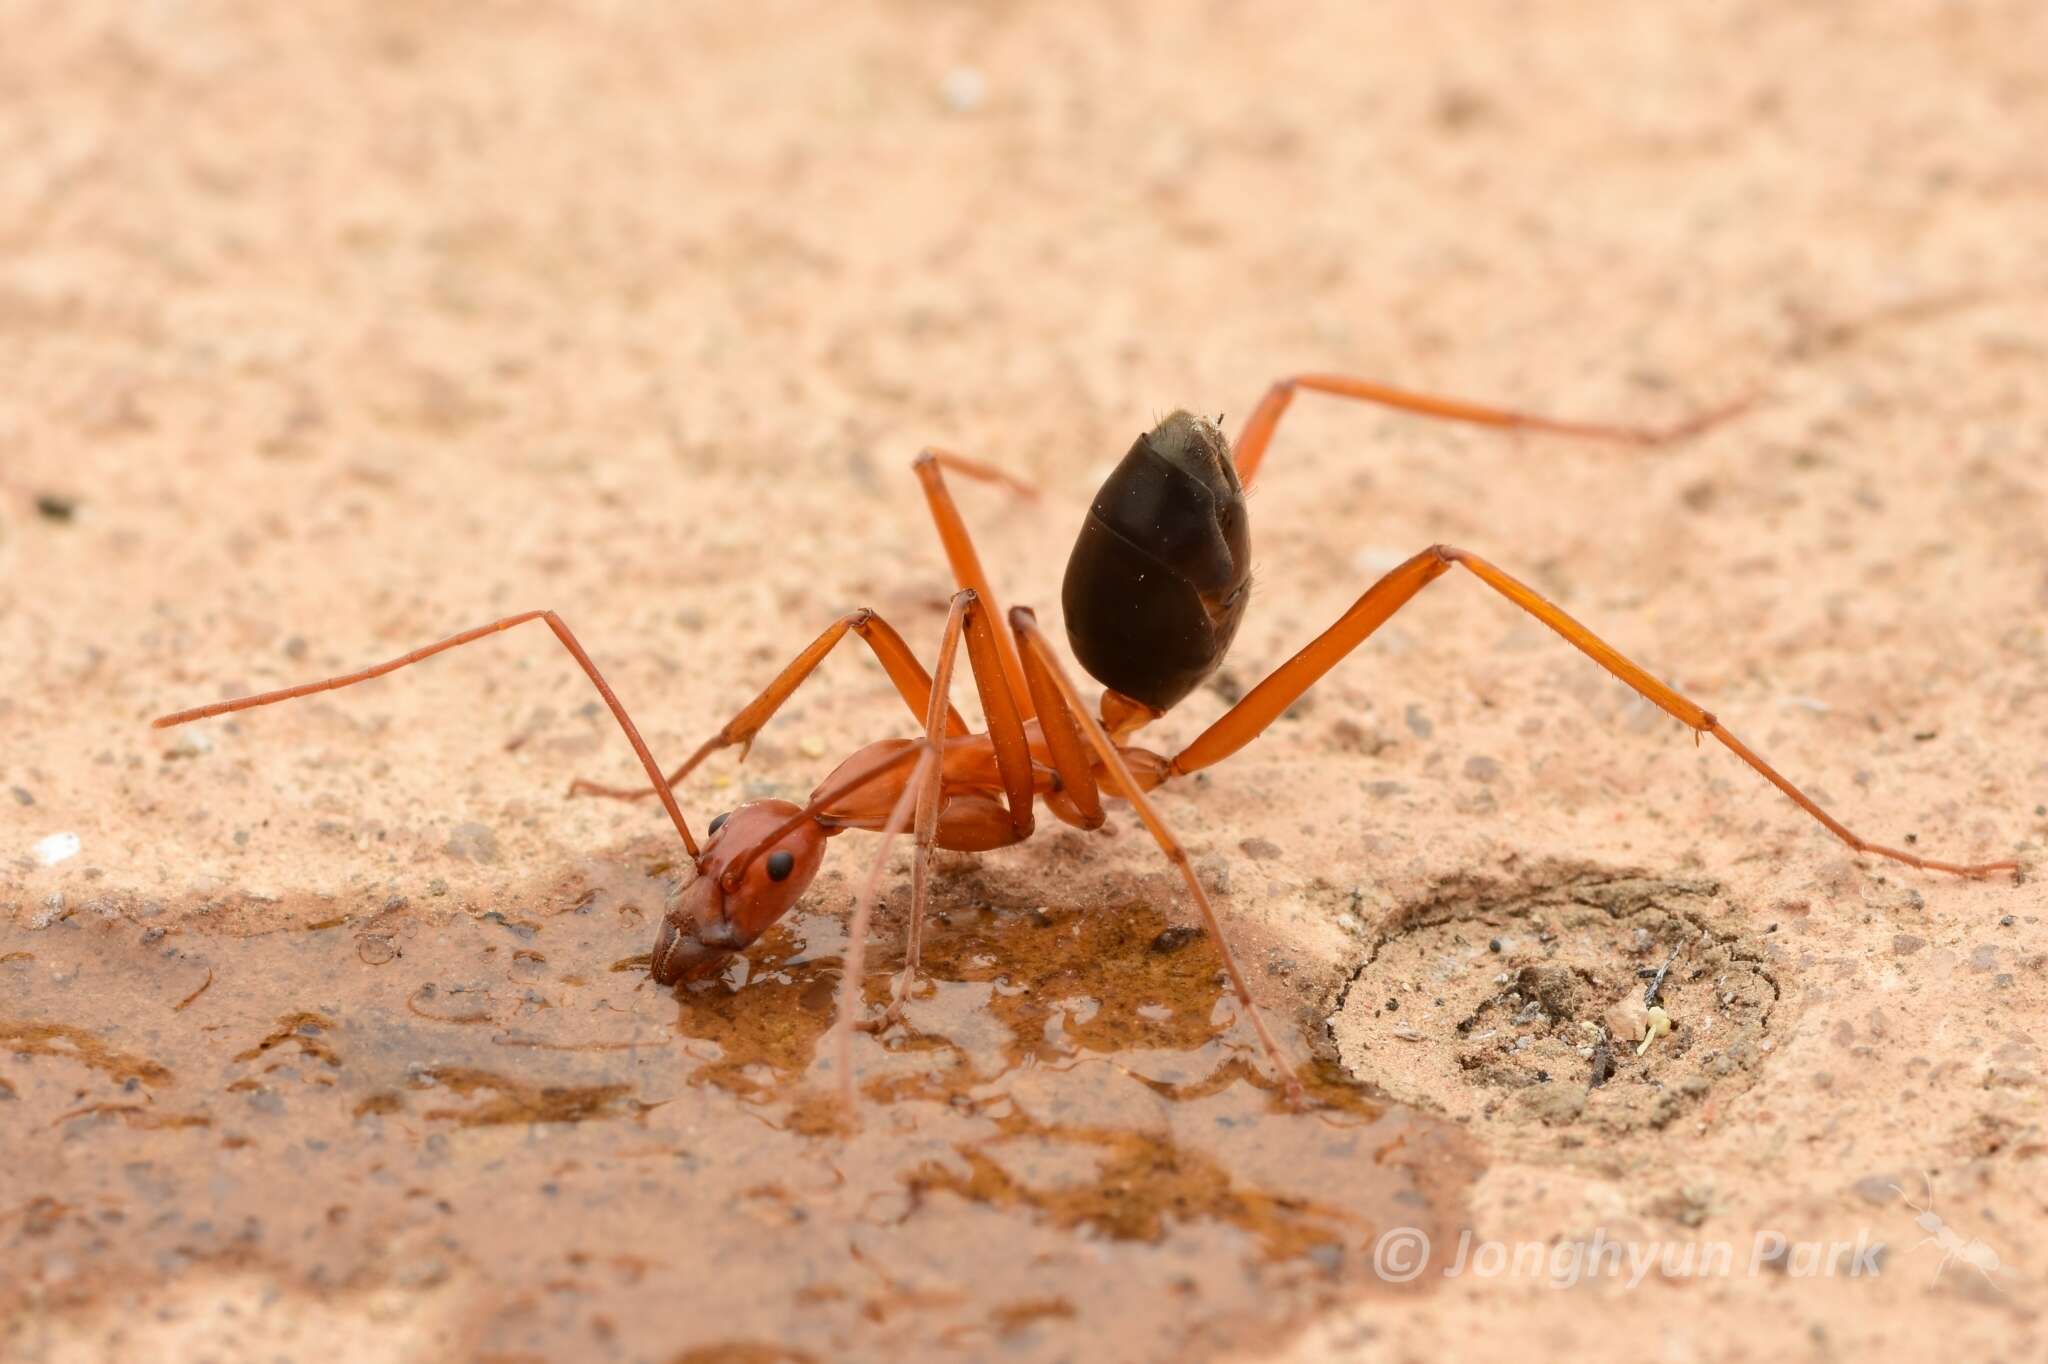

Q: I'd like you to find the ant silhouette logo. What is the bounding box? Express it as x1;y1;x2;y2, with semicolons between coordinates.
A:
1892;1174;2002;1289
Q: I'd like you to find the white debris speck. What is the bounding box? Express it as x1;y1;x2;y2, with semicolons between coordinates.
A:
940;66;986;113
167;728;213;758
1782;695;1831;714
33;832;80;866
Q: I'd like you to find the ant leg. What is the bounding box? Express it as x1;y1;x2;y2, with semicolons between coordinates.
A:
715;583;1043;895
1167;546;2016;878
833;589;982;1105
872;587;1044;1004
832;745;938;1109
958;584;1043;839
565;608;968;801
826;586;1050;1108
899;593;974;1013
917;448;1038;500
1014;614;1107;831
715;586;1041;896
1010;608;1302;1102
153;611;704;858
1231;373;1751;488
911;449;1037;719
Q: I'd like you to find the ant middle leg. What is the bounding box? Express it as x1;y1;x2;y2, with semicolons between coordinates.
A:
1166;546;2015;878
1230;373;1752;489
1009;607;1303;1102
565;608;969;802
911;448;1038;719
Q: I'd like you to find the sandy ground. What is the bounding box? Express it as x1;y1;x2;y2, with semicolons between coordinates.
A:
3;1;2046;1360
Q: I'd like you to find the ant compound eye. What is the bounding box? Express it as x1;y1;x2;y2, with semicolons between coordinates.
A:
708;811;730;836
766;851;795;882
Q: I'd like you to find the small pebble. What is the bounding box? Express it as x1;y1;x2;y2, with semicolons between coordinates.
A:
939;66;986;113
10;787;33;806
1606;994;1651;1044
444;823;500;864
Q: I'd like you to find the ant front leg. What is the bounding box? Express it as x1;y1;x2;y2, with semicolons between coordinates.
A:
1230;373;1751;489
153;610;704;858
832;586;1036;1106
888;586;1039;1013
565;608;968;802
1167;546;2016;878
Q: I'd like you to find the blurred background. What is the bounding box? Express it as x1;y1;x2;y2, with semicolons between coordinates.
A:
3;3;2044;1360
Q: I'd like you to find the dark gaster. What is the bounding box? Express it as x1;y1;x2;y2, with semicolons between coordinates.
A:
1061;411;1250;711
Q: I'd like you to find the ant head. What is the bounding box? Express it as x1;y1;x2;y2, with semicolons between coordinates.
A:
650;799;827;985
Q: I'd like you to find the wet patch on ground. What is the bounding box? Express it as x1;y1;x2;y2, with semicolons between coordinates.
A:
1330;867;1780;1153
2;844;1478;1362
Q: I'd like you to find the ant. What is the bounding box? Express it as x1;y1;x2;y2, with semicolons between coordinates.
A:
155;373;2016;1103
1892;1174;2002;1287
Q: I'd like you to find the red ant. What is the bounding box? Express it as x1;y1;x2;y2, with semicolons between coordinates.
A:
155;373;2016;1103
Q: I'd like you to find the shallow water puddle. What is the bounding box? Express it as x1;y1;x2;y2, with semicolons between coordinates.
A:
2;851;1477;1361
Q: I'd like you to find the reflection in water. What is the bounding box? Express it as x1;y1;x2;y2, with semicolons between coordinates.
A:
1;846;1476;1361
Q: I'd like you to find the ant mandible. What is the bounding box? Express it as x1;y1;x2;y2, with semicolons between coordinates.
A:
154;373;2016;1103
